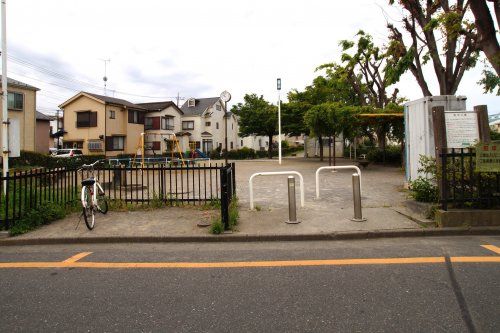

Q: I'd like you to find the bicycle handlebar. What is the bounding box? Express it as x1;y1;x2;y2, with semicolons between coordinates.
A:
78;160;103;171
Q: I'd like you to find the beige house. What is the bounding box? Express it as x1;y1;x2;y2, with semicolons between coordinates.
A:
0;76;38;153
59;92;147;156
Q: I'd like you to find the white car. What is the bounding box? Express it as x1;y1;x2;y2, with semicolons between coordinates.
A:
53;149;83;158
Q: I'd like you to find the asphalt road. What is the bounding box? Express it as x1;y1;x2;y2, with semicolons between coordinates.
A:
0;236;499;332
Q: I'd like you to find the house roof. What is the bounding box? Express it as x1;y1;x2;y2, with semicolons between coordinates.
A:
35;111;55;121
59;91;146;110
85;92;146;110
0;75;39;91
180;97;221;116
137;101;184;114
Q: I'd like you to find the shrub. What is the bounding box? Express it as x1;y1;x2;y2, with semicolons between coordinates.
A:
210;218;224;234
10;151;105;170
366;145;402;165
9;202;68;236
409;177;438;203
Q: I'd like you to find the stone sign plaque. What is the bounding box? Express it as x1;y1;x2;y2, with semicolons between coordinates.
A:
444;111;479;148
476;143;500;172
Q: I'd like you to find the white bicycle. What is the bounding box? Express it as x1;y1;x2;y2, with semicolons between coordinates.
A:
79;160;108;230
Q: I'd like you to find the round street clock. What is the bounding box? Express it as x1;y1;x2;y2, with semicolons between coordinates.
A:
220;90;231;103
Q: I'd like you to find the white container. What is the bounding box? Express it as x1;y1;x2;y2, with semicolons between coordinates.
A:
404;95;467;182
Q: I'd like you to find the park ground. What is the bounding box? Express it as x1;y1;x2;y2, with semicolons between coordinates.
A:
3;156;427;241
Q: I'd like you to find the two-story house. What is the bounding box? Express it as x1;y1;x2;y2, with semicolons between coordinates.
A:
137;101;188;154
59;92;147;156
0;76;39;154
180;97;239;154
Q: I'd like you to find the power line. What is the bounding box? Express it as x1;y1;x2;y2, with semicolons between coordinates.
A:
8;53;186;100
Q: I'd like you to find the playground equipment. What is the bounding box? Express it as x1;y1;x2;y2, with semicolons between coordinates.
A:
249;171;305;210
132;132;185;167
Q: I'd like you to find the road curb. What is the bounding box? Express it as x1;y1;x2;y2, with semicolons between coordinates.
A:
1;227;499;246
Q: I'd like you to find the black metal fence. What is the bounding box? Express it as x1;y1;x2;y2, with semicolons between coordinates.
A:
439;148;500;210
0;162;236;230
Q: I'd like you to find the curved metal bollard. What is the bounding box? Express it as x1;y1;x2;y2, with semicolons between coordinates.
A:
315;165;362;199
249;171;305;210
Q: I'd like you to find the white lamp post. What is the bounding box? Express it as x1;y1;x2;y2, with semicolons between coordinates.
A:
277;78;282;165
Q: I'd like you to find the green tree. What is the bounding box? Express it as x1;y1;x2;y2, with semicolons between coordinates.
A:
303;104;333;161
232;94;277;159
387;0;480;96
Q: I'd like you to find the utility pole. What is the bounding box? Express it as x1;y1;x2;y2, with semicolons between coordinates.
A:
100;59;110;96
1;0;9;188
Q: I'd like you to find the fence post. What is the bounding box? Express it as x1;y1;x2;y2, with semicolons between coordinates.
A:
286;176;299;224
350;173;366;222
74;168;78;202
4;171;9;229
220;166;229;230
231;162;236;196
441;150;448;211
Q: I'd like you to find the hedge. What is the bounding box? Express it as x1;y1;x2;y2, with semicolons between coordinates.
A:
9;151;105;169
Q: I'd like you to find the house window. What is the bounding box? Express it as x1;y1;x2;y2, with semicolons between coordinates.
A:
232;123;233;130
145;117;161;130
188;98;195;107
205;121;211;127
259;139;262;147
151;141;161;151
189;141;201;149
216;122;219;129
105;136;125;151
63;141;83;149
182;121;194;130
76;111;97;128
8;92;23;110
230;142;233;149
202;139;213;153
88;140;103;151
240;140;243;146
216;104;221;111
109;110;115;119
128;110;144;124
162;116;174;130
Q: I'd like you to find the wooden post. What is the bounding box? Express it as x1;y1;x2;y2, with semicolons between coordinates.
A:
474;105;491;143
432;106;447;152
432;106;447;206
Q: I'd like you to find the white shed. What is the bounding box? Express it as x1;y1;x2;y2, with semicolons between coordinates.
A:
404;95;467;182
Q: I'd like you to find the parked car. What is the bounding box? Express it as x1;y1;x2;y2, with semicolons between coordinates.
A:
49;148;58;155
53;149;83;158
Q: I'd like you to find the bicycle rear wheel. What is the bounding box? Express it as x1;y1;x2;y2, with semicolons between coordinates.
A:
82;186;95;230
97;194;108;214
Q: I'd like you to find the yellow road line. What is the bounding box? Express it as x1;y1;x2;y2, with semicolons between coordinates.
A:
0;256;498;269
62;252;93;263
481;244;500;255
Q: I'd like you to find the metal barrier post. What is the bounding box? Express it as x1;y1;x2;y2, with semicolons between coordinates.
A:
351;173;366;222
286;176;300;224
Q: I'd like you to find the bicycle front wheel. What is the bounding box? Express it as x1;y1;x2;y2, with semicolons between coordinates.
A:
82;187;95;230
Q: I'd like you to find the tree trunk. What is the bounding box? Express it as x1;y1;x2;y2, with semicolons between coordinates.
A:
328;137;332;166
376;129;387;164
318;135;324;161
470;0;500;75
333;136;336;166
268;135;273;159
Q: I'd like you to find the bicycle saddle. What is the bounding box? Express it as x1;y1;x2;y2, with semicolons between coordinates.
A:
81;178;96;186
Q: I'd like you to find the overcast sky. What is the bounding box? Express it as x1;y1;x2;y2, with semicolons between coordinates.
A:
4;0;499;115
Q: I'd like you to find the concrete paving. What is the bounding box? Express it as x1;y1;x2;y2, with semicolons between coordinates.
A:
6;157;425;242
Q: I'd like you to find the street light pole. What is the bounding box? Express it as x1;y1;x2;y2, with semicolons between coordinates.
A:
1;0;9;188
219;91;232;166
224;100;228;165
277;78;282;165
